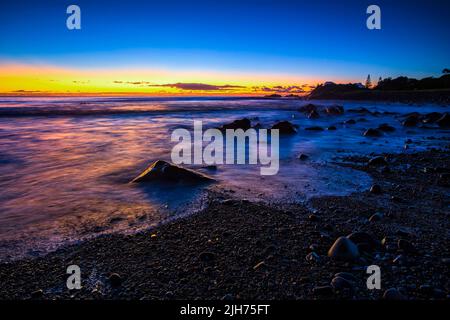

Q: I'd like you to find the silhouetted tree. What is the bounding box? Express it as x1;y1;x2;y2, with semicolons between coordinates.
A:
365;74;372;89
443;68;450;74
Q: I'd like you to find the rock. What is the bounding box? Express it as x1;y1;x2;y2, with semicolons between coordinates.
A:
199;251;216;262
363;128;382;137
368;156;388;166
369;212;383;222
402;115;419;127
436;113;450;127
253;261;265;270
378;123;396;132
298;154;309;160
108;273;122;287
203;165;217;171
397;239;416;254
308;214;318;221
131;160;214;183
382;288;406;300
325;105;344;115
327;125;337;130
219;118;251;130
392;254;407;265
347;232;380;251
369;184;382;194
422;112;442;124
344;119;356;125
305;126;324;131
298;103;318;113
331;276;354;291
312;285;334;296
348;107;369;114
31;289;44;299
327;237;360;261
305;252;321;263
271;121;297;134
308;110;320;119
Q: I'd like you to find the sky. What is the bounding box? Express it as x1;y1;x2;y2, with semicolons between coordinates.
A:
0;0;449;95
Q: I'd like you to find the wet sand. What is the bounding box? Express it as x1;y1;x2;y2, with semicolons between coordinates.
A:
0;148;448;300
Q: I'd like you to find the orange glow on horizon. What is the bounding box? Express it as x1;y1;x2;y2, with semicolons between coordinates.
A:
0;61;349;96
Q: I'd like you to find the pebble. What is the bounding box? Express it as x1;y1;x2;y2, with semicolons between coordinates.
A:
369;184;382;194
369;212;383;222
108;273;122;288
31;289;44;299
382;288;406;300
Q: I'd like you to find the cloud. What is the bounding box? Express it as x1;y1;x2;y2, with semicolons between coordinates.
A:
258;85;306;94
148;83;245;91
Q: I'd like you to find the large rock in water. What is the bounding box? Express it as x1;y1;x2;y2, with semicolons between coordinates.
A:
219;118;252;131
327;237;360;261
131;160;214;183
325;105;344;115
437;113;450;127
271;121;297;134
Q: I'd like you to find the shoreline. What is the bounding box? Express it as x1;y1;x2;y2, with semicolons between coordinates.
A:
0;148;448;300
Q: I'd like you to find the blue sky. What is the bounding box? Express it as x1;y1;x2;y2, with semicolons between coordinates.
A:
0;0;449;90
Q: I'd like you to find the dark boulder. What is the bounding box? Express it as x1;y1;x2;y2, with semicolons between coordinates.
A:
363;128;382;137
422;112;442;124
437;113;450;127
298;154;309;160
327;126;337;130
298;103;318;113
327;236;360;261
344;119;356;125
402;115;419;127
382;288;406;300
271;121;297;134
325;105;344;115
305;126;324;131
369;184;382;194
219;118;251;131
308;110;320;119
347;232;380;251
368;156;388;166
131;160;214;184
378;123;396;132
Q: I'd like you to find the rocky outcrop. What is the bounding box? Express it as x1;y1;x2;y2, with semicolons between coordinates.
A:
131;160;214;184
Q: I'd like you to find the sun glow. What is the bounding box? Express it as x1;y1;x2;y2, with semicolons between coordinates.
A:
0;62;325;96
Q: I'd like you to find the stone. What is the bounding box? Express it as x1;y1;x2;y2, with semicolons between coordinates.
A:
437;113;450;127
363;128;382;137
327;237;360;261
331;276;354;291
308;110;320;119
327;126;337;130
369;184;382;194
219;118;251;130
298;153;309;160
108;273;122;287
271;121;297;134
402;115;419;127
369;212;383;222
378;123;396;132
347;232;380;251
368;156;388;166
305;126;324;131
382;288;406;300
131;160;214;183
